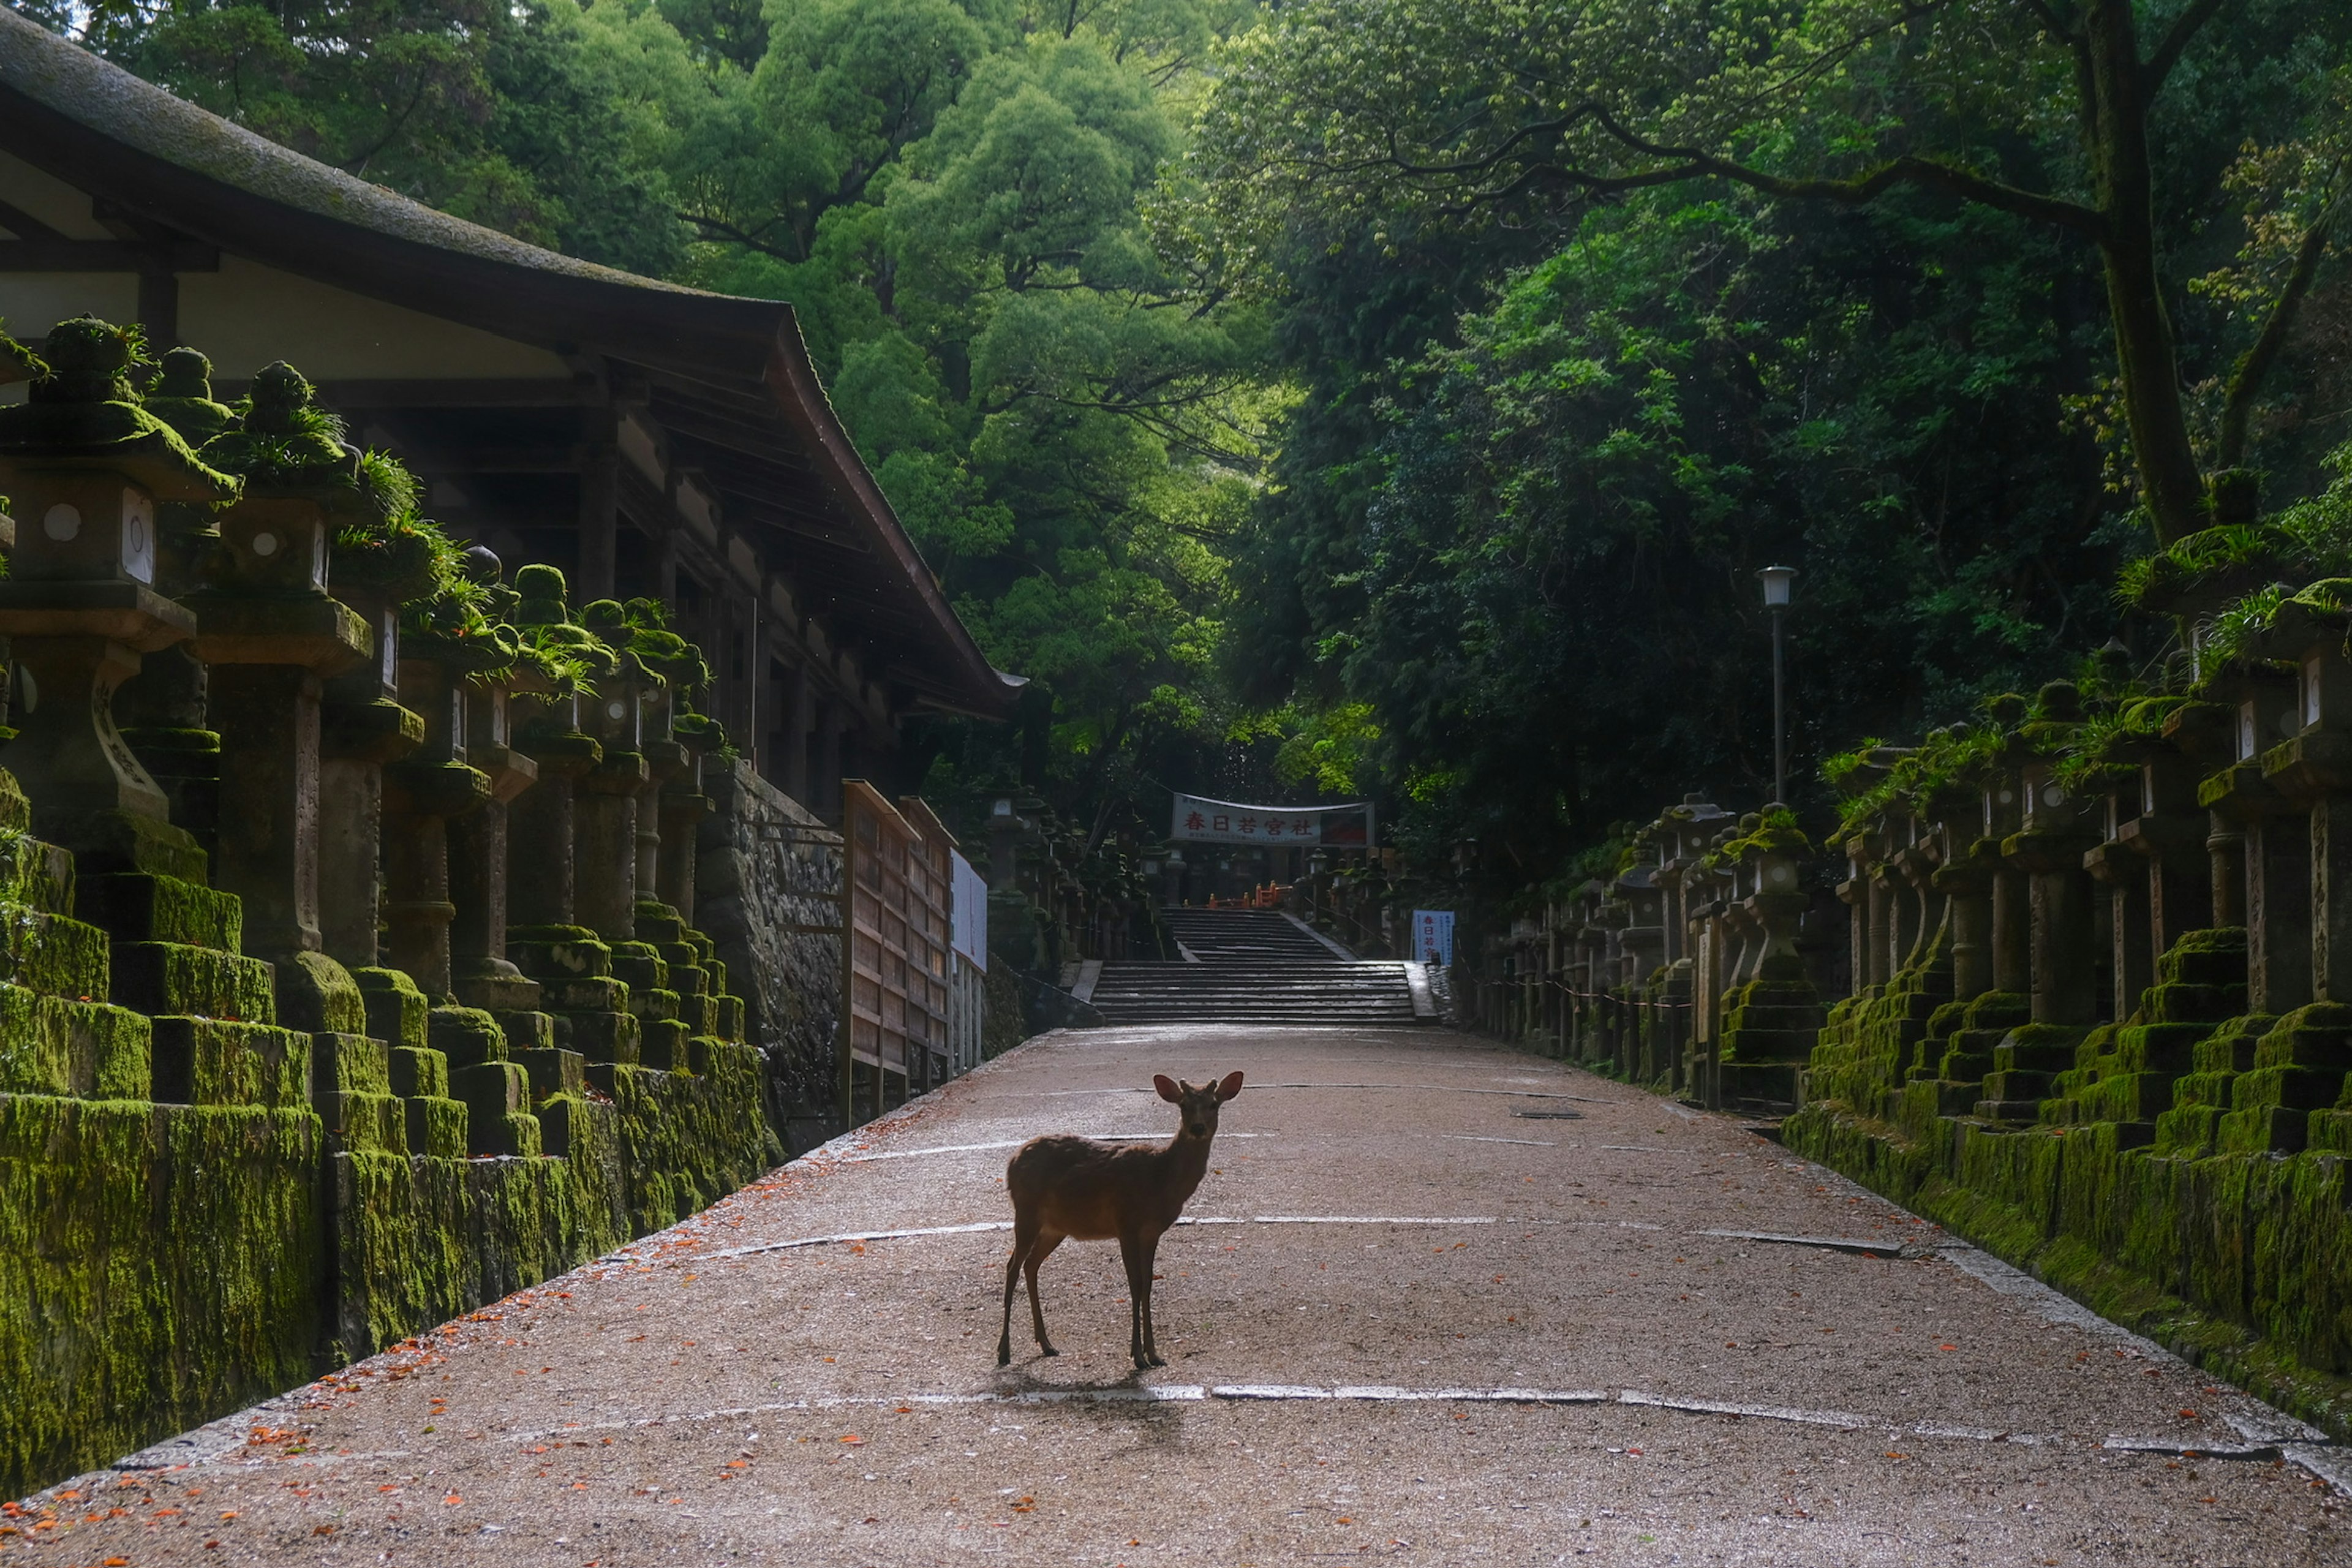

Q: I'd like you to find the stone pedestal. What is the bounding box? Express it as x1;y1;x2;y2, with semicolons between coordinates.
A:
187;496;371;958
383;652;492;1001
510;699;600;930
0;458;216;878
1933;856;1995;1003
2085;836;2152;1025
449;677;543;1016
318;583;421;970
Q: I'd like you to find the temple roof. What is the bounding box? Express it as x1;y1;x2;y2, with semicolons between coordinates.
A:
0;11;1019;719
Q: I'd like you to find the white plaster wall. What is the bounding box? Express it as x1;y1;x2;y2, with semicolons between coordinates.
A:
179;256;572;381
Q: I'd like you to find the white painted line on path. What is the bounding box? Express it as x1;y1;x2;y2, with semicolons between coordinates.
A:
1215;1385;1605;1406
132;1379;2341;1499
1008;1084;1607;1101
692;1213;1504;1260
1442;1135;1556;1147
1697;1229;1917;1257
835;1134;1267;1163
1618;1389;1871;1429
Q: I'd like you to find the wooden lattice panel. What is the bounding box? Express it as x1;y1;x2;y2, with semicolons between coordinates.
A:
841;782;956;1097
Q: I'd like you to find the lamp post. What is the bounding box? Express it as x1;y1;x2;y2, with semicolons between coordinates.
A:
1757;567;1796;805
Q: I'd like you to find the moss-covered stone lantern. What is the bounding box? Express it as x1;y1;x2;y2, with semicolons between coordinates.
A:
185;362;376;982
573;599;657;944
0;316;230;873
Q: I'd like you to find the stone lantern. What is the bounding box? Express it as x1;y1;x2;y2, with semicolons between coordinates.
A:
504;566;609;942
0;316;227;873
575;600;656;944
2256;591;2352;1001
184;363;375;981
1716;811;1827;1114
663;709;720;918
443;549;545;1020
2001;683;2103;1029
116;346;241;846
381;585;500;1001
2198;654;2304;1013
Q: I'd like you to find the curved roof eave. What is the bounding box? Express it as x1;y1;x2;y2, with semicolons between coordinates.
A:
0;10;1016;720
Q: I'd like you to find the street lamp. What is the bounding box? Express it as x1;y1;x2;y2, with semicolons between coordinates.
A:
1757;567;1796;805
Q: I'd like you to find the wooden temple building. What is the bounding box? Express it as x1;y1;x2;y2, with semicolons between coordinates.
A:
0;10;1019;814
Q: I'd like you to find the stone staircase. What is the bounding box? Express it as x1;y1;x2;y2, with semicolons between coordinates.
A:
1083;907;1427;1027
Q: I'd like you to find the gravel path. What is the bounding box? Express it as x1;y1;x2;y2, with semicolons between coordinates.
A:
12;1024;2348;1566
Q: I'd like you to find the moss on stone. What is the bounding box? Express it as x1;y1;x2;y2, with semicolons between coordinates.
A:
149;1019;309;1107
77;870;241;949
275;951;368;1035
0;984;151;1097
0;1096;321;1498
0;832;75;914
352;966;428;1049
405;1096;467;1159
113;941;279;1022
0;903;111;1000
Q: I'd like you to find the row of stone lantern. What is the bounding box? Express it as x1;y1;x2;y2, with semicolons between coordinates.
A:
1487;794;1824;1113
0;315;745;1159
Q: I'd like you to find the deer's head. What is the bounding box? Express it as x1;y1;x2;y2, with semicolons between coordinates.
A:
1155;1071;1245;1140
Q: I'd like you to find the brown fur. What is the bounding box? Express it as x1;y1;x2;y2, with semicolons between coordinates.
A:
997;1070;1244;1370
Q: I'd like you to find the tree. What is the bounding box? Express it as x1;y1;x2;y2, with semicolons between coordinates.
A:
1191;0;2352;545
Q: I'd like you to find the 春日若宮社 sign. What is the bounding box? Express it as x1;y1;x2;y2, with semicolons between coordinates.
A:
1170;793;1371;847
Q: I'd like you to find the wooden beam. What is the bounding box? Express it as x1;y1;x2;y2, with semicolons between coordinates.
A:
404;443;587;475
279;377;601;409
0;198;66;241
0;239;217;271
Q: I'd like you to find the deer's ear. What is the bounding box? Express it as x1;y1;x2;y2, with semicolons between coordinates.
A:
1215;1071;1244;1102
1153;1074;1182;1102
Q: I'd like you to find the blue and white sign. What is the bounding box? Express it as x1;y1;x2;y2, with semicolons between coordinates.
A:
1411;909;1455;967
950;850;988;971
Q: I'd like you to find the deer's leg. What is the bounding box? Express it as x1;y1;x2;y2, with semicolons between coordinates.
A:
1024;1232;1063;1356
1118;1234;1152;1370
1137;1232;1166;1368
998;1218;1037;1367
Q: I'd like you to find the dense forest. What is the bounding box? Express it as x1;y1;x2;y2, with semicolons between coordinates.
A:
21;0;2352;914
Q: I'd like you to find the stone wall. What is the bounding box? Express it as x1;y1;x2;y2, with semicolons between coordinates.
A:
0;318;788;1496
1458;663;2352;1439
699;760;844;1153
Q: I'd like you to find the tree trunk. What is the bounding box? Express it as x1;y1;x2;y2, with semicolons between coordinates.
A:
2087;0;2207;548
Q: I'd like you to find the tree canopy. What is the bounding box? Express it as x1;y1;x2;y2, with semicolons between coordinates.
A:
23;0;2352;921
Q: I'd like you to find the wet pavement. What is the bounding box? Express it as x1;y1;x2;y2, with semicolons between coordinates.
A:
10;1024;2349;1566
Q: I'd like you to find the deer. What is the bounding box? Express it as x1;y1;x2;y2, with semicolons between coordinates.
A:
997;1071;1245;1371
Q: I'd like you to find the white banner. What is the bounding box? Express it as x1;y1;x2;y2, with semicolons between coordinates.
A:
950;849;987;971
1171;793;1371;847
1411;910;1455;967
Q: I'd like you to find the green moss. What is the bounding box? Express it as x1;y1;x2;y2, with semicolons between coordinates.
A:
311;1031;390;1096
1787;1098;2352;1441
429;1006;508;1066
321;1090;407;1155
0;833;75;914
149;1019;309;1107
0;905;111;1000
0;985;151;1098
77;871;241;949
113;942;279;1022
405;1096;467;1160
274;951;368;1034
0;1096;321;1498
611;1041;779;1237
352;966;428;1049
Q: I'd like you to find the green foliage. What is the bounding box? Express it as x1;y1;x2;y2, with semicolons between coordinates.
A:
66;0;696;274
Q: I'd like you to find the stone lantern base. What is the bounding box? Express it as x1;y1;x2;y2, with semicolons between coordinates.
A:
1717;952;1828;1114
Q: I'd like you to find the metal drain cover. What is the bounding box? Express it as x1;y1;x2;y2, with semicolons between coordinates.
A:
1511;1109;1583;1120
